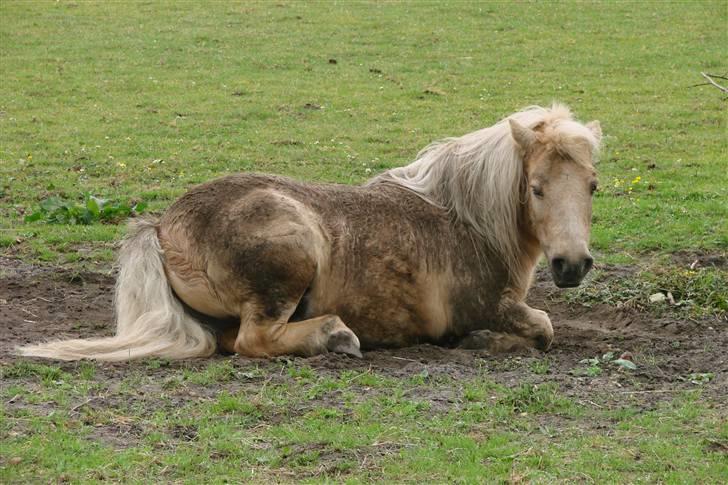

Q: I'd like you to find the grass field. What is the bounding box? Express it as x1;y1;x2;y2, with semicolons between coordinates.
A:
1;1;726;483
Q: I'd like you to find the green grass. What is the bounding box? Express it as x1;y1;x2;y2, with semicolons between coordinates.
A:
1;362;726;483
564;264;728;318
1;0;726;265
1;1;727;482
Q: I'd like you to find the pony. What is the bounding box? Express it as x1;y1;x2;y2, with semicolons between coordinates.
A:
18;104;601;361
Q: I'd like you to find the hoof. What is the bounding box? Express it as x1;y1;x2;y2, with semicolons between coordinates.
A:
458;330;538;353
459;329;498;351
326;329;362;358
534;333;553;351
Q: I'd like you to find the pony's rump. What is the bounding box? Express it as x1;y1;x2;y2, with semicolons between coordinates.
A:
17;218;216;361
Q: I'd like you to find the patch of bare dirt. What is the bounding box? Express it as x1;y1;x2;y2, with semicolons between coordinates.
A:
668;249;727;269
0;257;114;353
1;256;726;420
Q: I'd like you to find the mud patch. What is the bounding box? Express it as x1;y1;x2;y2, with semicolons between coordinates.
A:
0;256;114;352
1;257;726;436
668;249;727;269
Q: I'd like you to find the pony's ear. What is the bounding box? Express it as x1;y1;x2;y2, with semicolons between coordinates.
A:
509;119;536;151
586;121;602;146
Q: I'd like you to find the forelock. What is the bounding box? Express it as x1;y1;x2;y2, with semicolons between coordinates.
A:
540;119;599;167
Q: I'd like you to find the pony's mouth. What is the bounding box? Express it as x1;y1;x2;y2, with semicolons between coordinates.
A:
553;279;582;289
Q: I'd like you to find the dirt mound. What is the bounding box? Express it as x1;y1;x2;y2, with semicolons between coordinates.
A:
1;257;726;404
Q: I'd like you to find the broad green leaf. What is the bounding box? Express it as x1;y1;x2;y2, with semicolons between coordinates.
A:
89;195;107;210
24;212;43;222
39;196;64;212
613;359;637;370
86;197;101;217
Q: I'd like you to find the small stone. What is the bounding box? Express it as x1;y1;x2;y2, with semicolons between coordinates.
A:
649;292;666;303
619;351;633;362
8;457;22;465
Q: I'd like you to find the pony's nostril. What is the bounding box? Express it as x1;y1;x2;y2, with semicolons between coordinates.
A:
583;256;594;274
551;257;566;275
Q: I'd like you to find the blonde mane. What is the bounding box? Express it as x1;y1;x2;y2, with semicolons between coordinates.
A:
369;103;600;278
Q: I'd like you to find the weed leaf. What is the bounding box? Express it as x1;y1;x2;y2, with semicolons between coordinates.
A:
613;359;637;370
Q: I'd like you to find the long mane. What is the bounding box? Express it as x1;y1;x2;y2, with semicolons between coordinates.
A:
369;103;599;277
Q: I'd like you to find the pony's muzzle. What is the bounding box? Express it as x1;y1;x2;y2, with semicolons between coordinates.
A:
550;254;593;288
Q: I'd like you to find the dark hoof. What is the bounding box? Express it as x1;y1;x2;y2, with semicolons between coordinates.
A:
534;334;553;351
458;330;497;350
326;330;362;358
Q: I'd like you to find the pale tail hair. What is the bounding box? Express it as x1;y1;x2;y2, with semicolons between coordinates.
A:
17;218;216;361
370;103;599;278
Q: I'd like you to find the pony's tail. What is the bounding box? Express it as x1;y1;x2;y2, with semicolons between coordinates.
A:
17;218;216;361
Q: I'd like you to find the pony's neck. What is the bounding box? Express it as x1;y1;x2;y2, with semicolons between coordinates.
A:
371;122;526;278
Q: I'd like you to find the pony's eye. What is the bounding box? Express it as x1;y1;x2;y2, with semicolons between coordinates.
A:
590;182;598;195
531;186;544;198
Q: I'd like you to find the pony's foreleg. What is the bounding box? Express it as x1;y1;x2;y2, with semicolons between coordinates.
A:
460;301;553;352
225;313;362;358
459;329;543;353
500;301;554;350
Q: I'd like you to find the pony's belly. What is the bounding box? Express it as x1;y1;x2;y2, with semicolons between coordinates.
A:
309;283;452;348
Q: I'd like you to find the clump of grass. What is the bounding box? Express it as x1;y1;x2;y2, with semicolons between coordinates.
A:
644;267;727;317
183;360;238;385
498;382;573;414
572;352;637;377
529;359;550;375
0;361;69;385
565;266;727;318
24;194;147;225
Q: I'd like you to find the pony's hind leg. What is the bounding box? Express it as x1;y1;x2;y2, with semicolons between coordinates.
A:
228;311;361;358
207;188;362;358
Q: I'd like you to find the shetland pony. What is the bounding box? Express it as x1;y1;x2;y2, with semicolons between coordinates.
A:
19;104;601;361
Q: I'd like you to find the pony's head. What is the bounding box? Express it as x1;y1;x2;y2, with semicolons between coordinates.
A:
372;103;602;289
509;113;601;288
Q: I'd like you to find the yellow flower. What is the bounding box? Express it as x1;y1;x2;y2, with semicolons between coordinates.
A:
631;176;641;184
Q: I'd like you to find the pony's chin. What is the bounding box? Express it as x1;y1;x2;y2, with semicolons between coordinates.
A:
553;279;582;289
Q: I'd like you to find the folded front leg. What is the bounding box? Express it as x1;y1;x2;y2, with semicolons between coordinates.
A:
459;299;553;353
